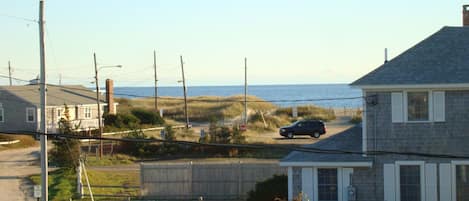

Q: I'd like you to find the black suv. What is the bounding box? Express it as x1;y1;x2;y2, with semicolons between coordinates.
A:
279;120;326;138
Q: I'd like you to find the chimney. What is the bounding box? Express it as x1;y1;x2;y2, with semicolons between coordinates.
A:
463;5;469;26
105;79;115;114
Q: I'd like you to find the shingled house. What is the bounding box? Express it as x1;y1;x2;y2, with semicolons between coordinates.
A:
280;6;469;201
0;81;116;134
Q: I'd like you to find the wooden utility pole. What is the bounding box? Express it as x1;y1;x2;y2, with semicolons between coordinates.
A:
8;61;12;86
93;53;103;158
180;55;189;129
244;57;248;126
153;50;158;111
38;0;48;200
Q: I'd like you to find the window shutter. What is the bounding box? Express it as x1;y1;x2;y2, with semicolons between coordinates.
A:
439;163;452;201
384;164;396;201
391;92;404;123
301;168;313;200
433;91;445;122
425;163;437;201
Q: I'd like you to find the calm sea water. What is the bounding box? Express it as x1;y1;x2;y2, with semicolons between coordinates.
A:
114;84;362;108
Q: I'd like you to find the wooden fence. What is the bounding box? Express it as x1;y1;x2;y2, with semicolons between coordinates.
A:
140;161;286;201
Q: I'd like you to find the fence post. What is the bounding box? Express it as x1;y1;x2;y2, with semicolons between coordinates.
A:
238;160;243;199
77;161;83;198
189;161;193;200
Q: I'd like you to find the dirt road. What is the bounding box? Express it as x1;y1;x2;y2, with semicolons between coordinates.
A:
0;146;40;201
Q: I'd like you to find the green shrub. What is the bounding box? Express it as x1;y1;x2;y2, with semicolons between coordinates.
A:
247;175;287;201
103;112;140;128
50;105;80;169
120;129;151;157
131;108;165;125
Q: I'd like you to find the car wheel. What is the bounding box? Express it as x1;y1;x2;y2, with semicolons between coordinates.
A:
287;133;294;139
312;132;320;138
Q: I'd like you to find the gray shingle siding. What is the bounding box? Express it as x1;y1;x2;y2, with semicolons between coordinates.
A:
0;90;37;133
366;90;469;155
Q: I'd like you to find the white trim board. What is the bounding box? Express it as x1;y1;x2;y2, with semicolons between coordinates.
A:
354;84;469;90
279;161;372;167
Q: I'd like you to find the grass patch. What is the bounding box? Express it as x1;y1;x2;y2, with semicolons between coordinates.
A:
85;169;140;199
29;168;77;201
85;154;136;166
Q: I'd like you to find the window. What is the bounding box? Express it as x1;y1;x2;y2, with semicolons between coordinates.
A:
26;108;35;122
317;168;338;201
456;165;469;201
0;107;3;122
57;108;63;118
84;107;91;119
391;91;445;123
399;165;421;201
407;91;429;121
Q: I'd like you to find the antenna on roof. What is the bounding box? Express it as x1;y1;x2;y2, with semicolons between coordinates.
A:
384;48;388;63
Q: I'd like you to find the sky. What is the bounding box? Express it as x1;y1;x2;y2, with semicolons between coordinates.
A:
0;0;466;87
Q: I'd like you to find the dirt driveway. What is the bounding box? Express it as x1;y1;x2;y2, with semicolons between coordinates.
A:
244;116;354;145
0;146;40;201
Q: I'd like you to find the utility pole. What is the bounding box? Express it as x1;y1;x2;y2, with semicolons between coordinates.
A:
93;53;103;158
244;57;248;126
38;0;48;200
59;73;62;85
153;50;158;111
8;61;12;86
180;55;189;129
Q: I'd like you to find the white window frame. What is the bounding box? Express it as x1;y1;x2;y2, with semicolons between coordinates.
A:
404;90;433;123
451;160;469;201
0;107;4;123
395;161;426;201
84;107;92;119
26;107;36;123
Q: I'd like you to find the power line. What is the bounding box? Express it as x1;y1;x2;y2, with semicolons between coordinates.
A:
3;130;468;159
0;74;365;104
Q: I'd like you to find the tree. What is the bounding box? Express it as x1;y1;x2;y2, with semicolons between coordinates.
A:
50;105;80;169
247;175;288;201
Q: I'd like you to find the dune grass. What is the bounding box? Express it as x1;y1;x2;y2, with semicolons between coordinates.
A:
117;95;277;122
0;134;38;151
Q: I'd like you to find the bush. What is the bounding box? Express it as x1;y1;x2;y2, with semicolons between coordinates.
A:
247;175;287;201
131;108;165;125
120;129;151;157
104;113;140;128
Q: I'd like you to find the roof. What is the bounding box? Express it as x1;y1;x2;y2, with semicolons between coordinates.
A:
0;85;105;106
351;26;469;87
280;126;371;164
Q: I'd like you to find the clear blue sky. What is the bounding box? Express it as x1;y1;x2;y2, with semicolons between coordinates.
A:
0;0;466;87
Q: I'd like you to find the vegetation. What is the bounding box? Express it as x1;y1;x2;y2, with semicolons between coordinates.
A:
84;154;135;166
0;134;37;151
248;111;290;132
49;105;80;169
30;169;77;201
116;95;276;122
247;174;287;201
130;108;165;125
349;109;363;124
275;105;336;122
103;112;140;130
85;169;140;199
119;129;153;157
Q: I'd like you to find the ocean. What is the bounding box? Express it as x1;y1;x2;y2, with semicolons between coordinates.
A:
114;84;362;108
